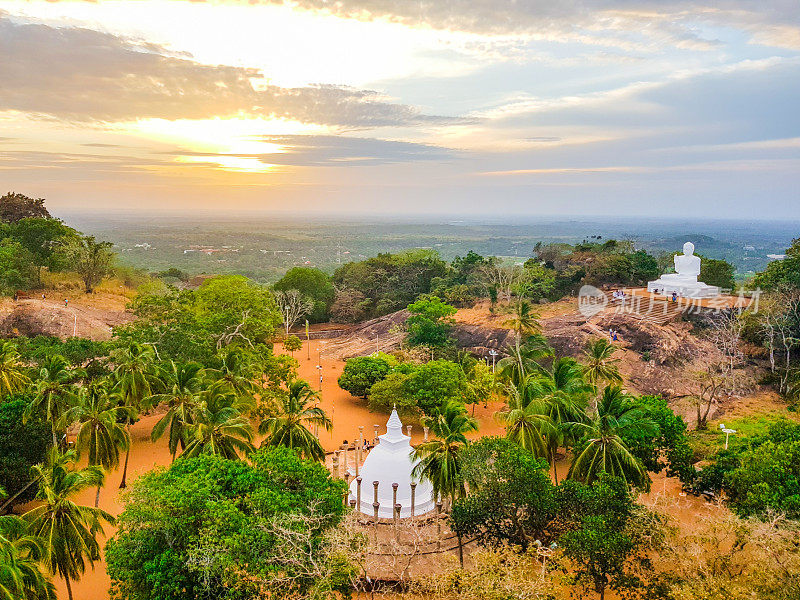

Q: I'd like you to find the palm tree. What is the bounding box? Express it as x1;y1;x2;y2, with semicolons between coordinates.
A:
111;342;159;488
0;342;30;400
25;355;81;448
23;450;114;600
413;401;478;505
259;379;331;461
565;385;656;489
0;514;55;600
582;338;623;390
61;381;130;507
205;349;256;403
496;334;553;385
183;387;255;460
150;362;203;462
495;377;554;459
502;300;540;343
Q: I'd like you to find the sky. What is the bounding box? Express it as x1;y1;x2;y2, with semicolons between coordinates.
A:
1;0;799;219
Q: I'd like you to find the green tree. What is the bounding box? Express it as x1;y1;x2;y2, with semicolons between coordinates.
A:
0;342;31;400
495;377;554;459
0;513;55;600
183;388;255;459
754;238;800;291
283;334;302;357
105;448;348;600
23;450;114;600
529;358;592;481
0;192;51;223
337;356;391;398
9;218;79;284
60;235;115;293
726;438;800;518
259;379;331;461
566;386;656;490
25;354;79;448
496;334;553;385
111;342;160;488
0;399;51;510
413;401;478;504
450;437;558;549
273;267;335;322
204;348;257;402
406;295;457;347
582;338;622;389
62;381;131;506
503;300;540;343
559;476;661;600
700;256;736;290
406;359;470;415
150;362;203;462
367;370;417;414
0;239;37;294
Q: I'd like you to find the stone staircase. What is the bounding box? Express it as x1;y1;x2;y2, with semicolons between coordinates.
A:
602;293;685;325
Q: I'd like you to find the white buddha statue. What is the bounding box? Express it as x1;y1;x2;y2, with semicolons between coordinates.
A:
662;242;701;283
647;241;720;298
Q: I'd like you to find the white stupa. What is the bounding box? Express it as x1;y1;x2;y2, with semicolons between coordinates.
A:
647;241;720;298
349;408;435;518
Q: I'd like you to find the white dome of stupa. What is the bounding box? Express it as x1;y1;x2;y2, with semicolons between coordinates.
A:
349;408;435;518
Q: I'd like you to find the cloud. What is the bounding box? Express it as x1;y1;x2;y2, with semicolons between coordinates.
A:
180;1;800;49
173;134;459;167
0;13;448;127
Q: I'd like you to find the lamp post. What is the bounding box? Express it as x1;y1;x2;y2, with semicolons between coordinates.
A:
489;349;498;373
719;423;737;450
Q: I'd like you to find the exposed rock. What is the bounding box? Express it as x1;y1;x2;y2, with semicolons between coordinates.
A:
0;299;134;341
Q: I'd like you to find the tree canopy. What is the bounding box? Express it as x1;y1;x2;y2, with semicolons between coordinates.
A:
105;447;348;600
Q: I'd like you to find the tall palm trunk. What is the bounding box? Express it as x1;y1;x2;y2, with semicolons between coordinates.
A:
64;575;73;600
95;484;101;508
119;419;131;488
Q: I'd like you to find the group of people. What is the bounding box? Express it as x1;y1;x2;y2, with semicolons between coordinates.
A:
611;289;627;300
608;328;619;342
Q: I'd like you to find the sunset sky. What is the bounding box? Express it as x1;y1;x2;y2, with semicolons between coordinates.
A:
1;0;799;217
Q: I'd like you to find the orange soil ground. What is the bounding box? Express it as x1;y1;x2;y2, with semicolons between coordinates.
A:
36;337;709;600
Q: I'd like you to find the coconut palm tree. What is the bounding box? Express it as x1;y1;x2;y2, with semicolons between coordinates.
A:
0;342;30;400
23;450;113;600
502;300;540;343
496;334;553;386
60;381;130;507
413;401;478;504
205;349;256;402
182;387;255;460
0;513;55;600
150;362;203;462
25;355;81;448
495;377;554;459
24;354;86;446
259;379;331;461
565;385;656;489
582;338;623;390
111;342;159;488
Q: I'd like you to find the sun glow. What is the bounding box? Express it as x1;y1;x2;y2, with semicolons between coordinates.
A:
124;117;326;173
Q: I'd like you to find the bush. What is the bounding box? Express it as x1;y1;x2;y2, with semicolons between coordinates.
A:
338;356;391;398
0;398;51;507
